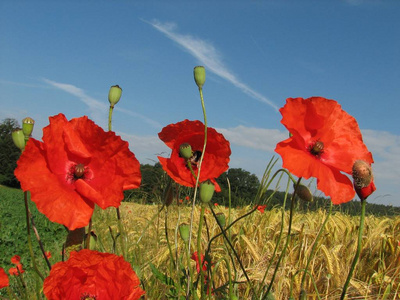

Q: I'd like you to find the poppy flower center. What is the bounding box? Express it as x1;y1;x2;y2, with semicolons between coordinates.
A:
188;150;202;168
309;140;324;157
66;163;90;183
80;293;97;300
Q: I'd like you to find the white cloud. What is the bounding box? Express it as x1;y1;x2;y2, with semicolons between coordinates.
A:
362;129;400;183
146;19;279;112
217;125;287;153
42;79;162;129
118;131;169;165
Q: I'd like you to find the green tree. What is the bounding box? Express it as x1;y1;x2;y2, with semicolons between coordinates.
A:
124;163;166;203
215;168;260;206
0;118;21;188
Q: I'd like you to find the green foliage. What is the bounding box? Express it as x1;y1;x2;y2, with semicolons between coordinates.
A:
0;118;22;188
124;163;166;203
214;168;261;206
0;186;66;295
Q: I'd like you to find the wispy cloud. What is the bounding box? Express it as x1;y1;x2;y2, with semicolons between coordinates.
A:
43;78;162;129
146;19;279;112
217;125;287;153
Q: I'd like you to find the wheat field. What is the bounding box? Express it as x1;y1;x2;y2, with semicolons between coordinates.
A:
91;202;400;299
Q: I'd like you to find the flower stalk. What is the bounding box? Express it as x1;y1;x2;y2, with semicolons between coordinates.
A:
340;198;367;300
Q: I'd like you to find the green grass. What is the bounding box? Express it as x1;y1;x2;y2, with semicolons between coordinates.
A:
0;186;66;298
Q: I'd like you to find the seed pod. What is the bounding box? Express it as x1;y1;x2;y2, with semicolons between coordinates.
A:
200;180;215;203
108;85;122;107
193;66;206;88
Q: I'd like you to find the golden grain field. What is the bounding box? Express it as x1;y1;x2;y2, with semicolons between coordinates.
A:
92;202;400;299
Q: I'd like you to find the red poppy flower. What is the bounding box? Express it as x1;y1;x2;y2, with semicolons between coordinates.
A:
0;268;9;289
158;120;231;192
43;249;145;300
10;255;21;265
45;251;52;259
275;97;373;204
8;264;24;276
191;251;209;273
14;114;141;230
257;205;267;213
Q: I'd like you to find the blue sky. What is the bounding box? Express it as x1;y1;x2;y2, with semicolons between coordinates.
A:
1;1;399;206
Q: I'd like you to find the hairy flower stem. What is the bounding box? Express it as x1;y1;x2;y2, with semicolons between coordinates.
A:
210;205;256;295
30;215;52;270
340;199;367;300
187;85;208;298
165;207;176;269
265;178;301;297
23;191;44;281
259;175;291;297
108;105;127;257
300;201;332;293
198;205;206;297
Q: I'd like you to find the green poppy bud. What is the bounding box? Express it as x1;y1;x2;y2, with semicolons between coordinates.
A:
12;129;25;151
108;85;122;107
193;66;206;89
294;184;313;202
265;292;276;300
215;213;226;227
179;143;193;160
299;289;307;300
22;117;35;137
179;223;190;243
163;181;174;207
200;180;215;203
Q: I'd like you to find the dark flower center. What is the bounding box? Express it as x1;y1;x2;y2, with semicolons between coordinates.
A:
179;149;202;169
80;293;97;300
309;140;324;157
74;163;86;178
189;150;202;166
67;163;89;183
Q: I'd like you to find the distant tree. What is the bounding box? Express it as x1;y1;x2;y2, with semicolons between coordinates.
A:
124;163;166;203
0;118;21;188
215;168;260;206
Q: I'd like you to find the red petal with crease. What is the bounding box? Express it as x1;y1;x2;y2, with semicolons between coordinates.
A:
15;114;141;230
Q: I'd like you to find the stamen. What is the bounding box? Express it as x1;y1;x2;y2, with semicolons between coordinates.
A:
309;140;324;157
74;163;86;178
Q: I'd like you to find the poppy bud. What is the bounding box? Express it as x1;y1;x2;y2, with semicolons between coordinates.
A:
294;184;313;202
12;129;25;151
163;182;174;207
179;143;193;160
215;212;226;227
352;160;376;200
200;180;215;203
22;117;35;137
193;66;206;89
179;223;190;243
108;85;122;107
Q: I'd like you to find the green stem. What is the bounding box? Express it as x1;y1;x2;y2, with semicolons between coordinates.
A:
210;205;256;295
23;191;44;281
265;177;301;297
108;105;114;131
165;206;176;269
186;85;208;298
197;205;206;297
259;174;291;296
340;199;367;300
300;201;332;291
108;105;127;257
